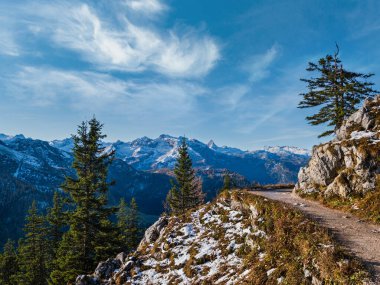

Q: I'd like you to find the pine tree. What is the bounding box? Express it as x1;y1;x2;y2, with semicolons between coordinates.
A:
117;198;140;252
15;201;49;285
45;192;66;277
50;117;119;284
299;45;377;137
126;198;139;250
0;239;18;285
166;138;205;214
222;174;231;191
116;198;129;252
46;192;65;257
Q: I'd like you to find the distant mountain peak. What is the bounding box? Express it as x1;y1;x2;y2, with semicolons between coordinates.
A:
158;134;175;139
207;139;217;149
0;133;26;141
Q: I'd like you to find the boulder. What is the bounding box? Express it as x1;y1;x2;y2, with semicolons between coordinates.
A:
94;258;122;279
75;275;100;285
137;215;168;250
115;252;127;264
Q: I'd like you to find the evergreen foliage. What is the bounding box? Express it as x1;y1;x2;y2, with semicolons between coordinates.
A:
116;198;129;252
166;138;204;214
126;198;140;250
117;198;140;253
15;201;49;285
299;45;377;137
46;192;65;261
49;117;119;284
0;239;18;285
223;174;231;191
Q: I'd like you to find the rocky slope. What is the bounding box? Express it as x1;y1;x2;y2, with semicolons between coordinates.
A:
295;95;380;198
76;191;371;285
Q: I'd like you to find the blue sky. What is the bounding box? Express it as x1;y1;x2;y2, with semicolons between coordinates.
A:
0;0;379;150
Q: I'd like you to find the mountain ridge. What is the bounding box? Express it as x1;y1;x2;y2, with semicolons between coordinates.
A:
0;133;309;246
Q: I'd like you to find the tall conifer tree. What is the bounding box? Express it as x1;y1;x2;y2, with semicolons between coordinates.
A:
45;192;66;279
46;192;65;258
166;138;204;214
50;117;119;284
117;198;140;252
221;174;231;193
299;45;377;137
116;198;129;252
126;198;139;250
15;201;49;285
0;239;18;285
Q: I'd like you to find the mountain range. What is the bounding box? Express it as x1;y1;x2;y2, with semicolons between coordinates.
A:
0;133;310;246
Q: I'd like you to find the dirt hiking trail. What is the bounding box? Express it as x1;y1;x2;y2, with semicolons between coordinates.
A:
250;189;380;283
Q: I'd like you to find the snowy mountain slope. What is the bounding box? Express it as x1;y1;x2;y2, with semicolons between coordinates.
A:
263;145;311;156
0;133;309;248
51;134;310;184
0;135;249;247
77;190;370;285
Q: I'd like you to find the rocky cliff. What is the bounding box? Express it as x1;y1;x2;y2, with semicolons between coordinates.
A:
295;95;380;198
76;191;370;285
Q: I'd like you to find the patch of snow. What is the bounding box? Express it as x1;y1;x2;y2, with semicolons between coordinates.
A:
267;268;276;276
350;130;377;140
181;224;195;237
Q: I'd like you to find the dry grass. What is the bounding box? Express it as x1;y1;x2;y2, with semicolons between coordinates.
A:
298;174;380;224
222;190;371;284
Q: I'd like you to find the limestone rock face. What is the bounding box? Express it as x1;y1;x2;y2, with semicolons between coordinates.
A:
295;95;380;198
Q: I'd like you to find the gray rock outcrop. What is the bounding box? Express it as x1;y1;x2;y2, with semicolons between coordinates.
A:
74;216;169;285
137;215;168;250
295;95;380;197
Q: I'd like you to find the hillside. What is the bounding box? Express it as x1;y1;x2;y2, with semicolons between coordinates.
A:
76;191;371;285
0;134;308;246
295;95;380;223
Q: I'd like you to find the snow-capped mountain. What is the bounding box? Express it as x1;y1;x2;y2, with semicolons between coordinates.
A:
0;133;309;247
262;146;311;156
51;134;310;183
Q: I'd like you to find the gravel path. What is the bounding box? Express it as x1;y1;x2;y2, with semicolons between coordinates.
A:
250;189;380;283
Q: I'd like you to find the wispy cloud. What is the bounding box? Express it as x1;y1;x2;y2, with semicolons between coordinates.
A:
0;23;20;56
7;1;219;78
212;84;249;110
4;66;206;116
125;0;167;15
242;44;280;82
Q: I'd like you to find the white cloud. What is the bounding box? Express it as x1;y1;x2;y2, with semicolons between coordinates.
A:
125;0;167;15
0;25;20;56
7;67;124;107
23;1;219;78
5;66;205;115
242;44;280;82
